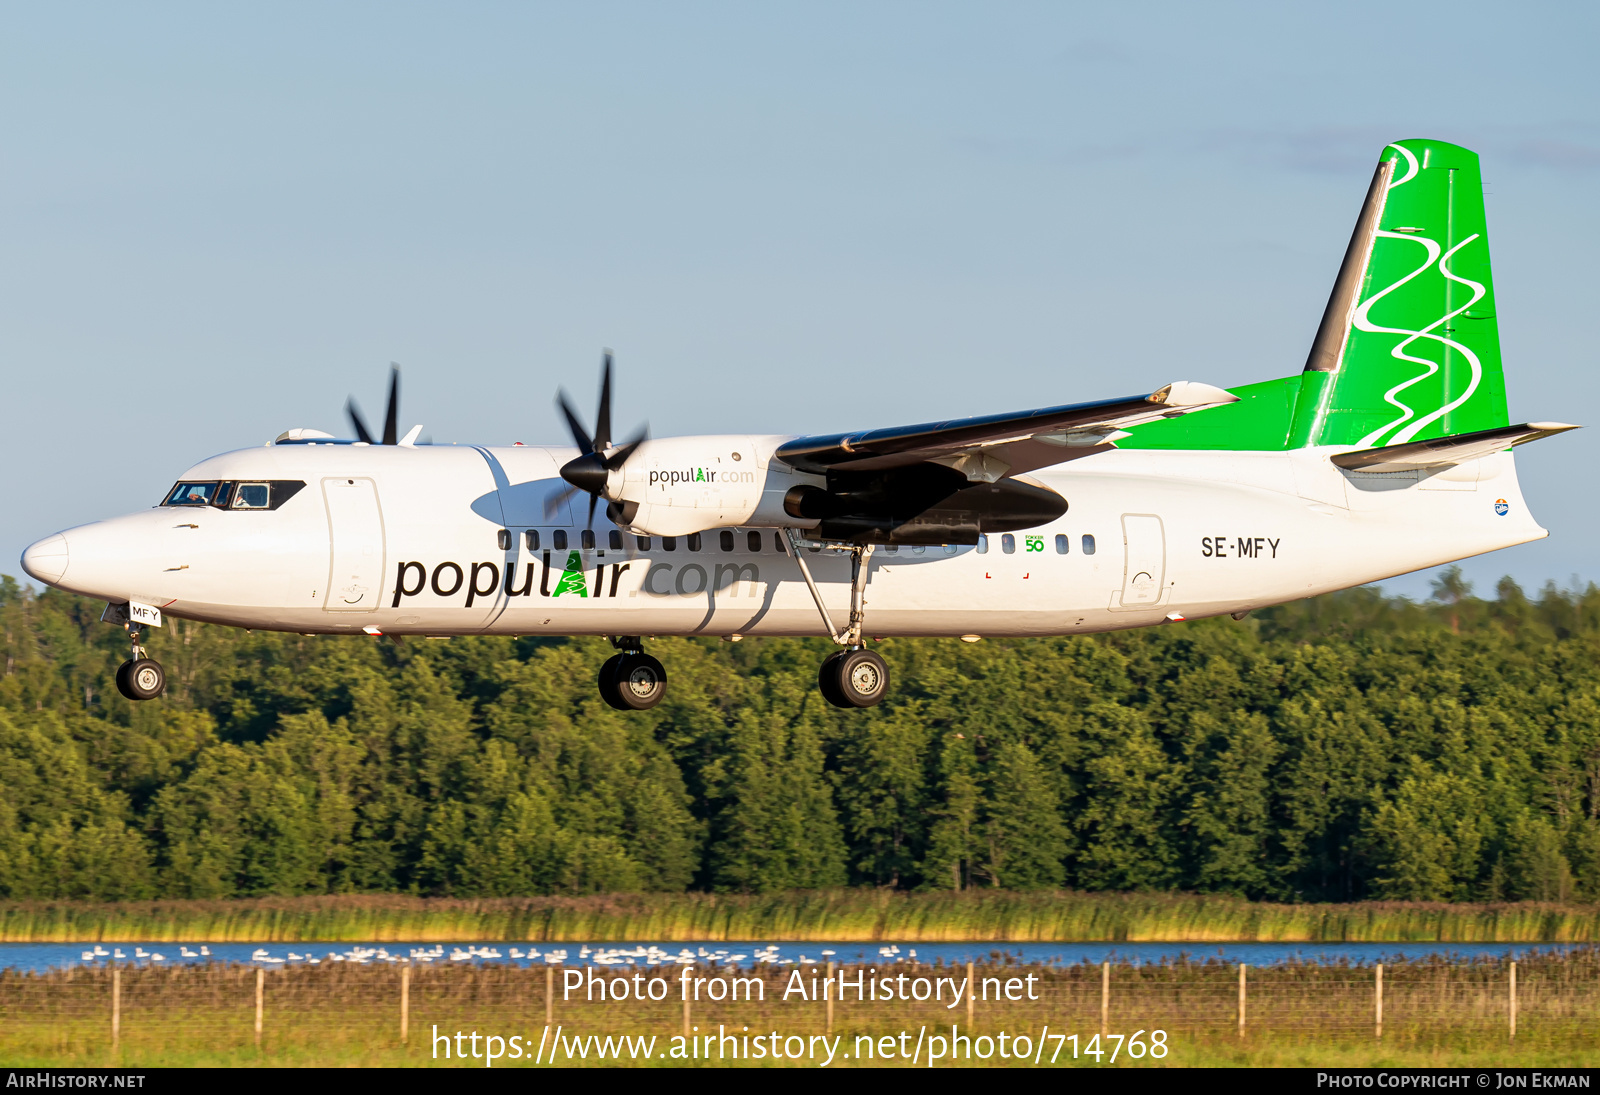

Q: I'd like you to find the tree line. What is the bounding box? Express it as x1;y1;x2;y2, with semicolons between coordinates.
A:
2;568;1598;904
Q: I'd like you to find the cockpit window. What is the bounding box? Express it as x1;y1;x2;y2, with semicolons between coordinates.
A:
161;479;305;511
232;483;271;509
166;482;221;506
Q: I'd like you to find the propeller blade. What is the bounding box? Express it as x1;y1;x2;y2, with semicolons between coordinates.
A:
556;390;595;454
603;425;649;470
594;351;613;454
550;351;647;532
382;364;400;446
346;398;376;444
544;482;580;520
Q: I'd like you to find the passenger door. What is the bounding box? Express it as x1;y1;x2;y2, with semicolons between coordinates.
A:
1119;513;1166;607
323;477;385;613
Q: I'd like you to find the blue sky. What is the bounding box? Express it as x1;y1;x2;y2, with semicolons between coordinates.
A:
5;1;1597;600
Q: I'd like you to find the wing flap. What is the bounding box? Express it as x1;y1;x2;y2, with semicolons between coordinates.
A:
775;381;1237;476
1330;422;1579;473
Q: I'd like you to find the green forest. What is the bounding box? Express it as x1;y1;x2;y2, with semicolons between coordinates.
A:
3;569;1599;906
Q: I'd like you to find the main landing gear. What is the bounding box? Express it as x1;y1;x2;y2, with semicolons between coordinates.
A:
115;626;166;702
592;532;893;713
817;647;890;708
785;530;890;709
598;636;667;711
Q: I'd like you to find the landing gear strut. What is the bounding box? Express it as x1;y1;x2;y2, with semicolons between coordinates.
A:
598;636;667;711
114;625;165;702
784;530;891;709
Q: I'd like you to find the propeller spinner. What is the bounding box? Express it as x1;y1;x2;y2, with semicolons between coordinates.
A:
552;352;647;528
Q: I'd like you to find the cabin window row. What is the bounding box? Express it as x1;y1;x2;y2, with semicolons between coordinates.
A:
501;528;1096;556
975;533;1096;555
511;529;786;553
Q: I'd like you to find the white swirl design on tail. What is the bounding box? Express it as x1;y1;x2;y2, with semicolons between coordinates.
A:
1390;241;1485;443
1387;143;1419;189
1352;231;1440;447
1351;144;1487;448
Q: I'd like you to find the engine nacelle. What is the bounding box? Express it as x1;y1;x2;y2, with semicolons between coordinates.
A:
609;435;823;537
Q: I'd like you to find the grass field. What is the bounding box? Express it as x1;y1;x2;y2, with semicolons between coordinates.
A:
4;951;1596;1068
6;891;1600;944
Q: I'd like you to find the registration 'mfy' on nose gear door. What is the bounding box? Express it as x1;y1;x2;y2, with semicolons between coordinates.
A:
101;600;167;701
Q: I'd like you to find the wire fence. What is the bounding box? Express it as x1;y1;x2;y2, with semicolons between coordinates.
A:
5;952;1598;1060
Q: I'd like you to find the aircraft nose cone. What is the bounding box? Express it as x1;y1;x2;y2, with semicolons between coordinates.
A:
21;534;69;585
560;451;609;496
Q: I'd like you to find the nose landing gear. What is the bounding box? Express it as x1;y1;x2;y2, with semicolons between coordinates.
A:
598;636;667;711
114;626;166;702
784;530;890;709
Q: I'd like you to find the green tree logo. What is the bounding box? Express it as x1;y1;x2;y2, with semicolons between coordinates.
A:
552;551;588;598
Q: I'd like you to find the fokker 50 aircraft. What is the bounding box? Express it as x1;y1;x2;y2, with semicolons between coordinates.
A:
21;139;1579;711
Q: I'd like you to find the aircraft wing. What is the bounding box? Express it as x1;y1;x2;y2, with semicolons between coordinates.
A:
774;381;1238;481
1331;422;1579;473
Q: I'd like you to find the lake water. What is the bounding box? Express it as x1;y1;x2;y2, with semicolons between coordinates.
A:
1;940;1588;975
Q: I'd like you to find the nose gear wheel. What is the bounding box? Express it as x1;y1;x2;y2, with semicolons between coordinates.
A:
114;624;166;701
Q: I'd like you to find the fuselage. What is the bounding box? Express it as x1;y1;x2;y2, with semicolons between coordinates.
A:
22;439;1544;638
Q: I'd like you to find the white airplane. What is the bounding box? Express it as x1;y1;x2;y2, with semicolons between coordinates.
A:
21;138;1578;711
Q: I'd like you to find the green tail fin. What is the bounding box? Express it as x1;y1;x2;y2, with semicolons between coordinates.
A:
1290;138;1510;448
1119;139;1511;453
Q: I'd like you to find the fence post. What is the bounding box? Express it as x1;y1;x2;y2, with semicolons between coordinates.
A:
255;966;264;1049
826;961;835;1034
1374;964;1383;1040
111;967;121;1051
1238;963;1247;1038
400;964;410;1044
1101;962;1110;1037
545;965;554;1028
1509;961;1517;1041
966;961;975;1028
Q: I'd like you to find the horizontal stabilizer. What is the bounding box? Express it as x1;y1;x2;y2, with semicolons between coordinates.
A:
1330;422;1579;473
